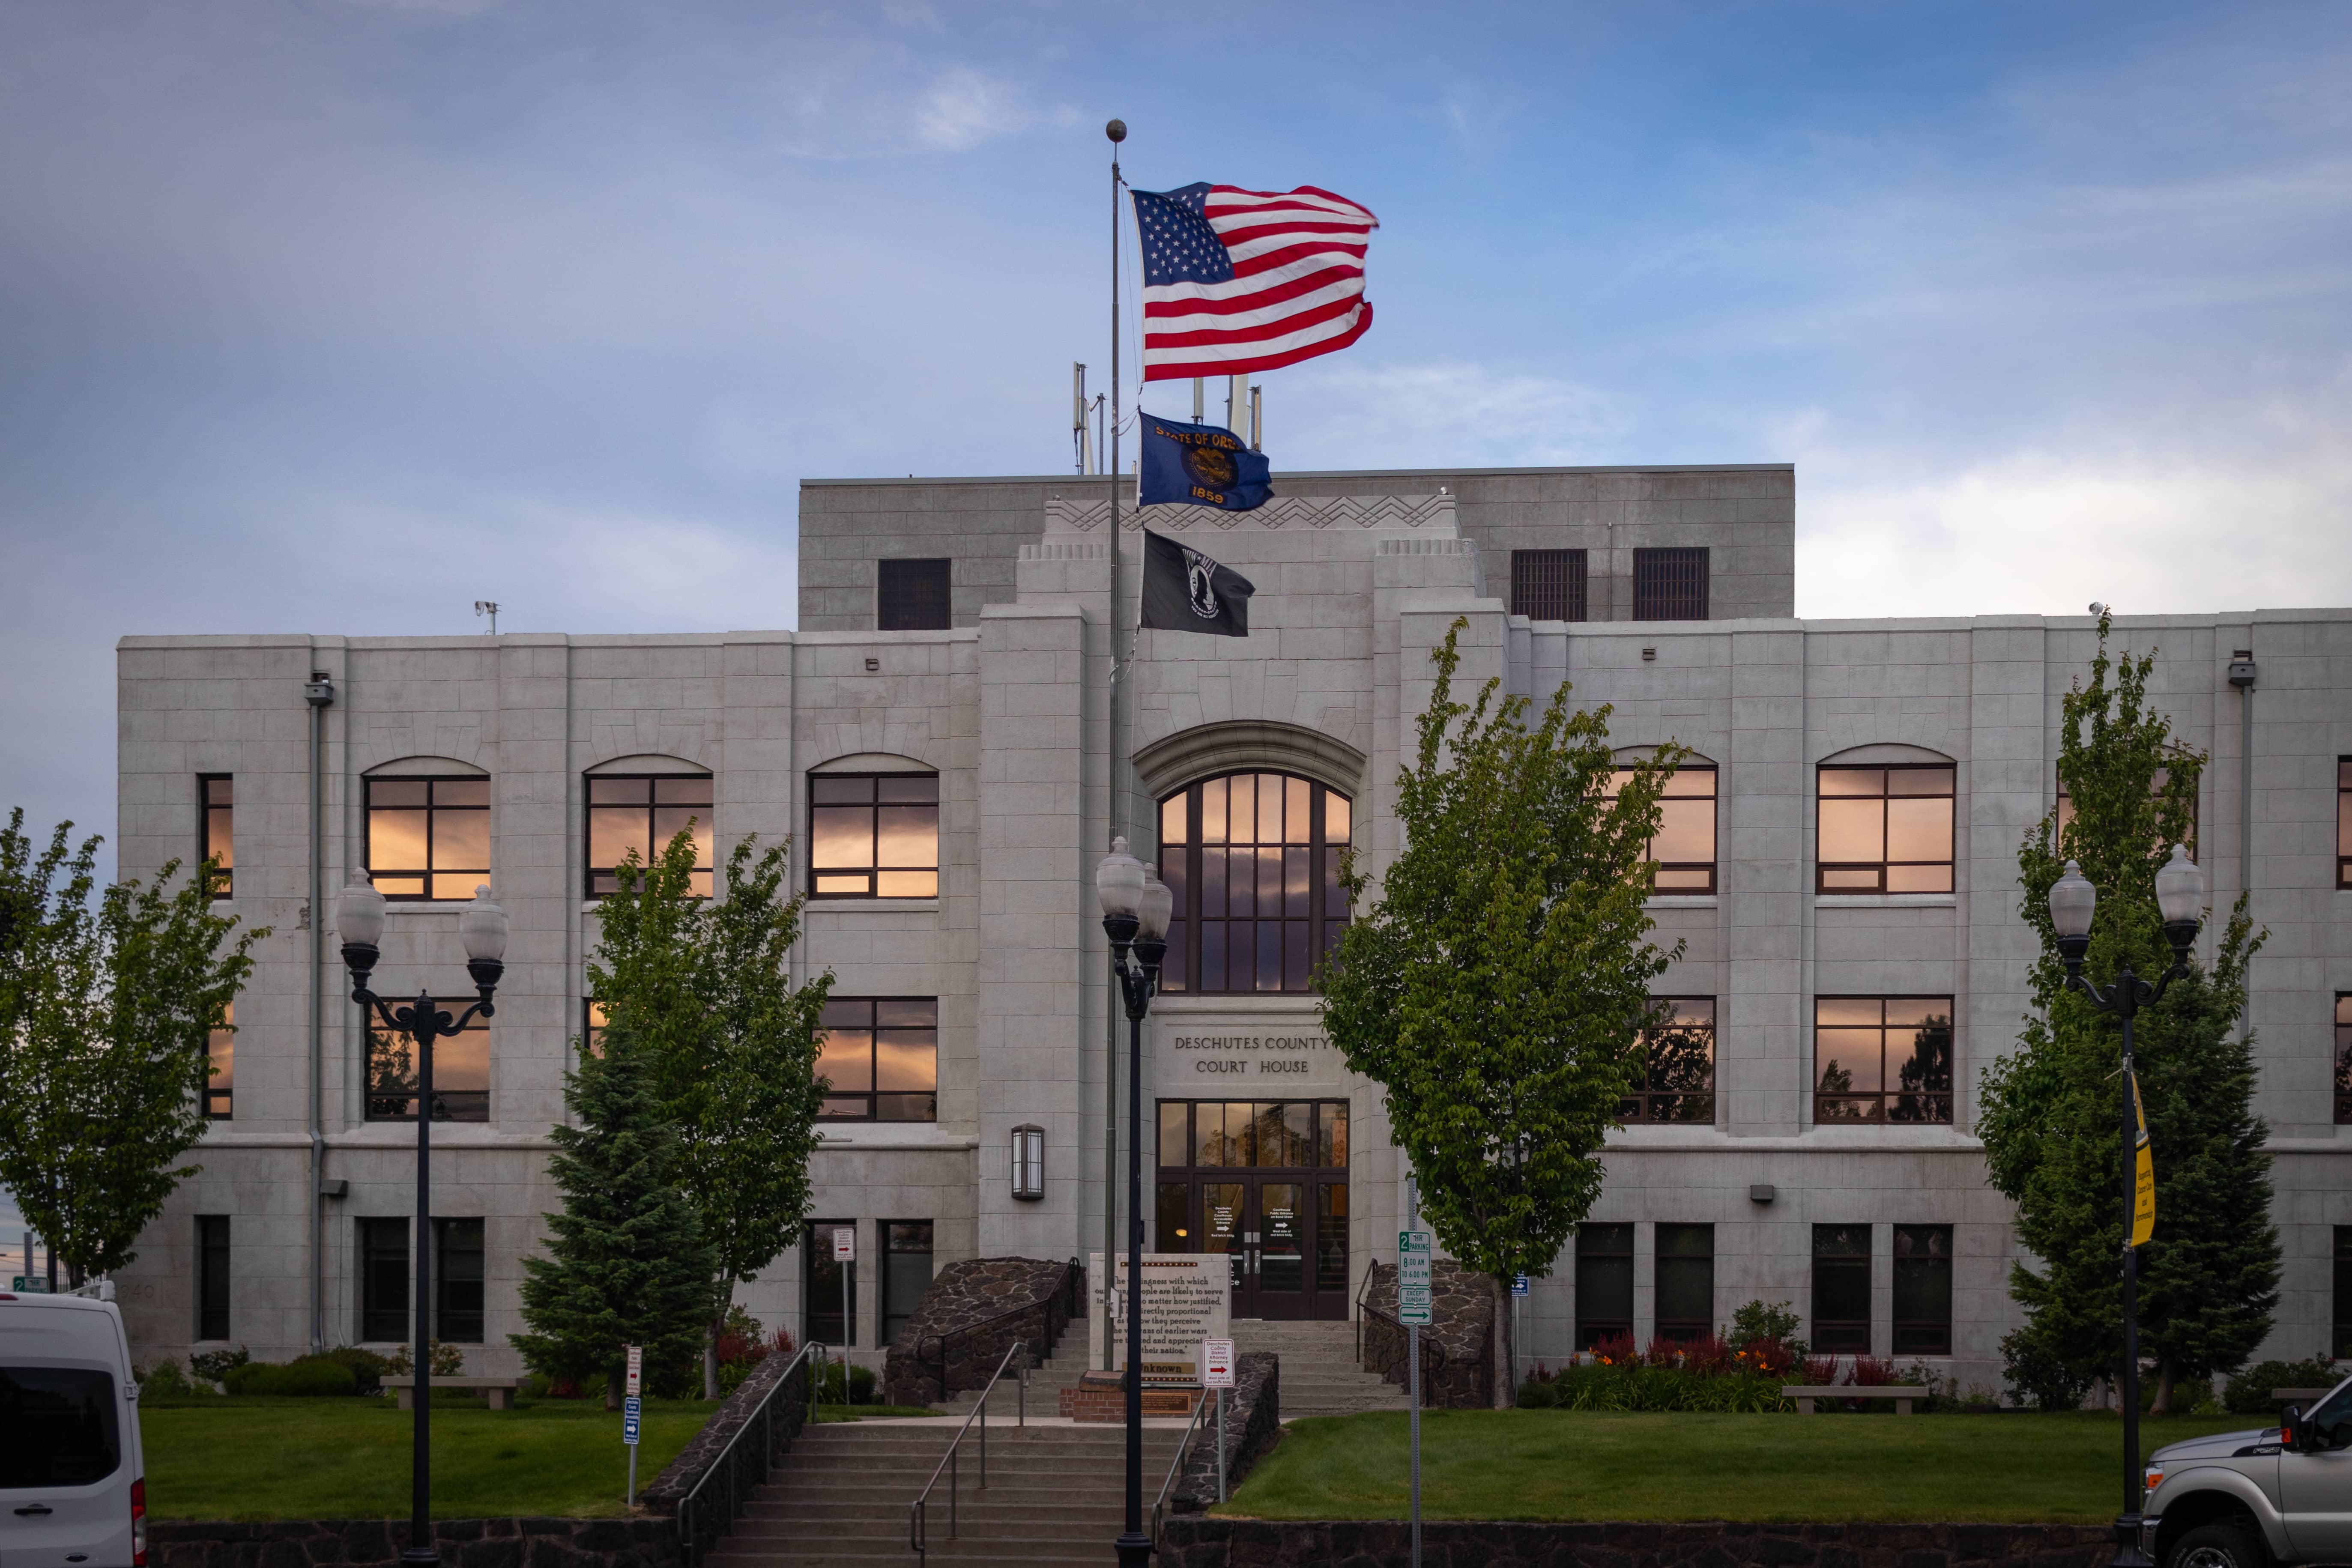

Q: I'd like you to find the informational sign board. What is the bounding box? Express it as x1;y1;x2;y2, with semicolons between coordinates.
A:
1512;1274;1529;1297
1090;1253;1231;1383
9;1277;51;1294
1398;1231;1433;1326
625;1344;643;1398
622;1395;642;1447
832;1227;856;1262
1200;1338;1236;1389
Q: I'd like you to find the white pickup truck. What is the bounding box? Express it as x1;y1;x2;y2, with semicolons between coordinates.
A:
2145;1377;2352;1568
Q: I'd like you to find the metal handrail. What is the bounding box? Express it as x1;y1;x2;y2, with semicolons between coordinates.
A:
912;1254;1080;1405
1148;1387;1215;1544
1360;1294;1451;1382
1352;1258;1377;1363
908;1337;1027;1564
676;1339;822;1568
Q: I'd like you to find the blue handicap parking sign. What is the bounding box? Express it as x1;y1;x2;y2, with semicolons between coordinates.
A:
1512;1274;1529;1296
622;1395;642;1446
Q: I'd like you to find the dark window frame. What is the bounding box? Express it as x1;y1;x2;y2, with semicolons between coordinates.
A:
205;1000;234;1120
196;1215;231;1342
365;998;490;1123
1812;1223;1872;1355
1621;998;1715;1123
585;773;715;899
1575;1222;1635;1350
1610;765;1718;894
2338;759;2352;891
881;1219;935;1350
1892;1223;1953;1356
1156;772;1353;995
2335;994;2351;1126
809;771;941;900
1816;763;1956;894
1510;549;1588;622
1814;995;1955;1125
359;1216;409;1344
805;1219;858;1348
200;774;233;900
1655;1222;1715;1343
1632;547;1709;621
2336;1225;2352;1360
1151;1100;1352;1296
363;775;491;903
816;995;938;1123
878;558;953;631
434;1216;486;1344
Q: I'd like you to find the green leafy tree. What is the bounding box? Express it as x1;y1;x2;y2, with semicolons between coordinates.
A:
513;1019;717;1406
1978;615;2275;1411
0;812;263;1284
587;831;834;1397
1320;621;1683;1404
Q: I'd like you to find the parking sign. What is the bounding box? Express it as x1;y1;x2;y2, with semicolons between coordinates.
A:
622;1395;641;1447
625;1344;642;1397
1398;1231;1433;1326
833;1227;856;1262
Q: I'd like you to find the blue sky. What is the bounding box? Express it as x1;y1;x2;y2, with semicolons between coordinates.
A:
1;0;2348;865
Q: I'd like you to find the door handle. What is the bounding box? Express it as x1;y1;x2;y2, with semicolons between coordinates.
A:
14;1505;53;1517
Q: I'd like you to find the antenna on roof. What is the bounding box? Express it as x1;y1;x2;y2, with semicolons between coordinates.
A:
473;600;499;635
1073;363;1091;475
1192;377;1204;421
1249;385;1262;452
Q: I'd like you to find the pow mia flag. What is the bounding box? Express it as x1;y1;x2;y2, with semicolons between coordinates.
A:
1140;529;1255;638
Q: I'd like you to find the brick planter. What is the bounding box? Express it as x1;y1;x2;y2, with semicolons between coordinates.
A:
1153;1520;2119;1568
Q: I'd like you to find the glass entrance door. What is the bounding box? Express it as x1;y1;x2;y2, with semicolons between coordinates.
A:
1156;1100;1349;1320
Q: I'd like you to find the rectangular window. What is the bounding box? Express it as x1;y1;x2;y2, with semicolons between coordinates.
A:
2338;996;2352;1126
810;773;940;899
815;997;937;1122
1892;1224;1953;1356
365;777;490;901
1622;998;1715;1123
360;1217;409;1343
205;1001;234;1120
1655;1223;1714;1343
2337;1228;2352;1360
1608;766;1717;893
882;1221;934;1349
1812;1224;1871;1354
584;999;608;1056
366;1001;490;1122
806;1221;857;1347
1157;774;1352;995
434;1218;485;1344
196;1216;231;1342
586;775;714;897
2340;760;2352;890
1575;1223;1634;1350
1510;549;1587;622
878;558;952;631
1632;547;1708;621
1814;996;1954;1124
1817;765;1955;893
200;776;233;899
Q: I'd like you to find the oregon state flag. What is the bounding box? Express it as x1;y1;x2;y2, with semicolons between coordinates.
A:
2129;1069;2155;1248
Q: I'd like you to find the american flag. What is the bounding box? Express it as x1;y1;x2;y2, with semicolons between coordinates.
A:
1132;182;1378;382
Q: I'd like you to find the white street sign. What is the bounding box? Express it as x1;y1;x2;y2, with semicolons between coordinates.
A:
625;1344;643;1397
1398;1230;1433;1326
1200;1338;1236;1389
832;1226;856;1262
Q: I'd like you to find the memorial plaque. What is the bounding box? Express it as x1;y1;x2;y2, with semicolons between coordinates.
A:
1090;1252;1231;1384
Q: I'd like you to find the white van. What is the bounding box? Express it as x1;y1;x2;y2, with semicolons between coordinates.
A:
0;1290;146;1568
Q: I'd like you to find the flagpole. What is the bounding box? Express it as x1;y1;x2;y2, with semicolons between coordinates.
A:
1101;115;1127;1380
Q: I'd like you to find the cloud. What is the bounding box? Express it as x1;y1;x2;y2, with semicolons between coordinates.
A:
914;66;1041;152
1276;361;1631;469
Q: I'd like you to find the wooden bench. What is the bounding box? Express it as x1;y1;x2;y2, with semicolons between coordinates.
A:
2274;1388;2335;1404
1782;1384;1930;1415
383;1375;526;1410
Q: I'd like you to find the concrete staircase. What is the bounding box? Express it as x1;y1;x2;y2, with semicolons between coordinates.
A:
1229;1317;1411;1418
711;1419;1190;1566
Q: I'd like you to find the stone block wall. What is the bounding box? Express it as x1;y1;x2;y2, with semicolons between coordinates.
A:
152;1519;679;1568
1152;1520;2117;1568
1166;1351;1280;1515
882;1254;1079;1407
1359;1259;1496;1409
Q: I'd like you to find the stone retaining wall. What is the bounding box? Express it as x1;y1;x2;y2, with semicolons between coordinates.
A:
1153;1520;2117;1568
1166;1352;1280;1516
883;1255;1079;1407
1358;1259;1495;1410
153;1518;680;1568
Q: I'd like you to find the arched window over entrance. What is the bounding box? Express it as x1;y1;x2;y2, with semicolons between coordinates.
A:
1155;772;1351;994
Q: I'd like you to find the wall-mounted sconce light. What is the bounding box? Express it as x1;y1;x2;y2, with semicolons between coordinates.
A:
1011;1124;1045;1201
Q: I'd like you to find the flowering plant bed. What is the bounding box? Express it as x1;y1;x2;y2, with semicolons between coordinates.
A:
1518;1333;1795;1412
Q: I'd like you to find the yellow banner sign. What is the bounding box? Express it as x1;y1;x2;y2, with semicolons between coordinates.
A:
2130;1070;2155;1248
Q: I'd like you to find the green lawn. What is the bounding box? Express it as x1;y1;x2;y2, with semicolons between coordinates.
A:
1225;1410;2266;1523
139;1396;720;1520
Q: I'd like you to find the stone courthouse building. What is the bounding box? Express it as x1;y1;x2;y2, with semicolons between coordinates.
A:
113;462;2352;1394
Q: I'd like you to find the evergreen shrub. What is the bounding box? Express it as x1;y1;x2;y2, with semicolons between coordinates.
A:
225;1358;360;1397
2224;1356;2340;1415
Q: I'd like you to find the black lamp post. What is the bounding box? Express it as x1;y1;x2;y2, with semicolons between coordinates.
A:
2046;844;2205;1568
1094;837;1172;1568
334;875;508;1568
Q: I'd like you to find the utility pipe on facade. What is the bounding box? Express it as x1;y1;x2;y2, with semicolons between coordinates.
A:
304;670;335;1355
2228;651;2256;1045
